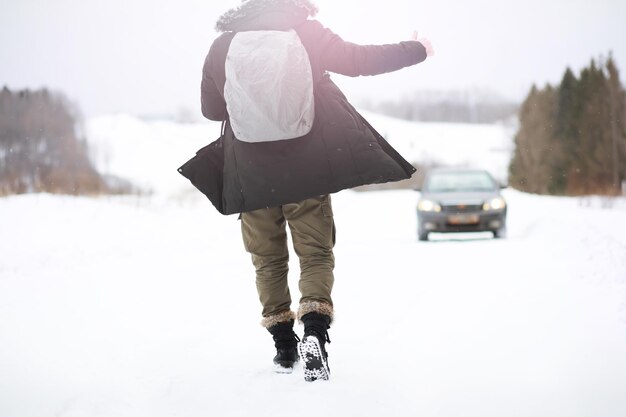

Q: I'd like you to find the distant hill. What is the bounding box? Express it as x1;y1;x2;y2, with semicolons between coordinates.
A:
85;111;514;198
360;89;519;124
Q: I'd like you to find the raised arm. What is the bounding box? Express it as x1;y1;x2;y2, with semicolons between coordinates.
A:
298;20;429;77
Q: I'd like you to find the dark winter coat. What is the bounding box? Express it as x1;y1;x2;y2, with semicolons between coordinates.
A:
194;1;427;215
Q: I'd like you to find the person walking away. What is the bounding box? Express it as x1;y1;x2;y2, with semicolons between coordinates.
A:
200;0;434;381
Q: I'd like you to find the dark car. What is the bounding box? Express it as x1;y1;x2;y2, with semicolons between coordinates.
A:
416;168;507;241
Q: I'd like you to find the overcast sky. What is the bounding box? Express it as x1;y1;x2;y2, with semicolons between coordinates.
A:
1;0;625;118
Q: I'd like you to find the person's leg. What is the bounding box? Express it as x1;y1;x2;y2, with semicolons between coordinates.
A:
283;195;335;381
283;194;335;319
241;206;293;325
241;206;299;371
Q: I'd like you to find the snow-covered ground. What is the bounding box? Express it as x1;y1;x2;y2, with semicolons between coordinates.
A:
1;115;625;417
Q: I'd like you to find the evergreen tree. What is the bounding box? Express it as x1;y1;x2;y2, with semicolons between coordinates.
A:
509;85;559;193
554;67;579;193
573;60;613;193
606;55;626;193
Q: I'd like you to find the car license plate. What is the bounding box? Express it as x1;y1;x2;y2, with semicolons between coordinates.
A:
448;214;480;225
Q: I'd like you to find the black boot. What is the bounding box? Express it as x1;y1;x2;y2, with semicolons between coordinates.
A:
267;320;300;373
299;312;331;381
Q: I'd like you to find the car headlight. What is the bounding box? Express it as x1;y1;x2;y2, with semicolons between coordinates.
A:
418;199;442;212
483;197;506;211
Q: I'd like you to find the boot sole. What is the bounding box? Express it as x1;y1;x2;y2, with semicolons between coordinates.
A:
298;336;330;381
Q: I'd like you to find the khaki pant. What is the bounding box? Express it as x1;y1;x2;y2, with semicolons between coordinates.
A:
241;195;335;318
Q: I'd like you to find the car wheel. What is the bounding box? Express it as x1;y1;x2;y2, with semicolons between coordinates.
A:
493;227;507;239
418;230;429;241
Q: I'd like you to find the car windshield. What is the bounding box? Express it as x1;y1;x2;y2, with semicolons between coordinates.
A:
425;171;496;192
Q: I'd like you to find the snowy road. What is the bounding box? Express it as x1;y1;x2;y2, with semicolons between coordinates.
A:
1;189;625;417
1;114;625;416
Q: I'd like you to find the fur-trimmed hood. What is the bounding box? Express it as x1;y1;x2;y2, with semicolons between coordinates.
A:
215;0;318;32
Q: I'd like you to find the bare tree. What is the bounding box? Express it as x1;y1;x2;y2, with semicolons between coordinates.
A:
0;87;126;196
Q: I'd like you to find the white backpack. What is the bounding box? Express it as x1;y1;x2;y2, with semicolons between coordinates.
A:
224;30;315;143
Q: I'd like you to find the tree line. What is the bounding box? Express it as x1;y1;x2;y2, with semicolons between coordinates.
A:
509;56;626;195
0;87;129;196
